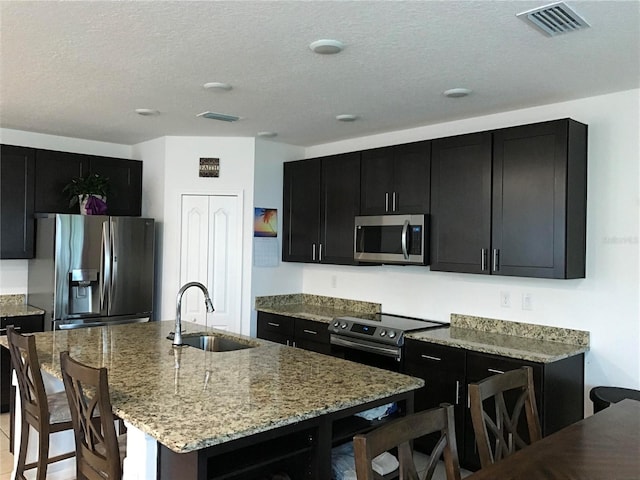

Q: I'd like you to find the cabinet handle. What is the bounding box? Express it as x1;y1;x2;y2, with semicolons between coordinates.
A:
481;248;487;271
392;192;397;212
420;354;441;361
488;368;505;375
493;249;500;272
303;329;318;335
455;380;461;405
312;243;316;261
319;244;323;262
385;193;389;212
267;322;280;328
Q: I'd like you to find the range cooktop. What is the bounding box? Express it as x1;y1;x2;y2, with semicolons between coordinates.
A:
329;313;447;346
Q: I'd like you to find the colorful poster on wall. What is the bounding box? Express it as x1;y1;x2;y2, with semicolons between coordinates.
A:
254;208;277;237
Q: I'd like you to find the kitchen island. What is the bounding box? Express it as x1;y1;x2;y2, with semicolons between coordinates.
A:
1;321;423;479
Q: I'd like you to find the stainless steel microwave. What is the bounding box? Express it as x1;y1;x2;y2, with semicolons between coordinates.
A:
354;214;428;265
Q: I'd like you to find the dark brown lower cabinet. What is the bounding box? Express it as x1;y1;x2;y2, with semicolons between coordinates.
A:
256;312;330;355
403;338;584;471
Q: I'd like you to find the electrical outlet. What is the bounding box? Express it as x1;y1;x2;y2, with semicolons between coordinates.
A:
522;293;533;310
331;275;337;288
500;291;511;308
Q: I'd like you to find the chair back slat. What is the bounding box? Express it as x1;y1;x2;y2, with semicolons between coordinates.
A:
60;351;122;480
469;366;542;468
353;403;462;480
7;327;49;427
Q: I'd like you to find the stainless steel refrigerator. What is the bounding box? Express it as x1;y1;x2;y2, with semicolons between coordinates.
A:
28;214;155;330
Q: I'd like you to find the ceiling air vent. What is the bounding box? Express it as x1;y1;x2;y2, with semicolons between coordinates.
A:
196;111;240;122
517;2;590;37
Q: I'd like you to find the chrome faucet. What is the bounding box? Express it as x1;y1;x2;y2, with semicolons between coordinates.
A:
173;282;214;346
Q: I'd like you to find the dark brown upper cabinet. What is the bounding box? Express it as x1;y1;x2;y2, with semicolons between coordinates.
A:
431;118;587;279
34;149;142;216
0;145;35;258
283;152;360;265
89;156;142;216
34;149;89;214
360;141;431;215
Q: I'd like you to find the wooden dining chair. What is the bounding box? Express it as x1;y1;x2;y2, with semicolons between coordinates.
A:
468;366;541;468
353;403;462;480
6;326;75;480
60;350;126;480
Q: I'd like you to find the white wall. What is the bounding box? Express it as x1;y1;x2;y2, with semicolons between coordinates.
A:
132;137;167;319
250;138;305;335
148;137;257;335
0;128;132;296
301;89;640;402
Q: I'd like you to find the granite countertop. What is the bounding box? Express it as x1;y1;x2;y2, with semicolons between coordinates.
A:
0;294;45;317
0;321;422;454
255;293;381;324
407;314;590;363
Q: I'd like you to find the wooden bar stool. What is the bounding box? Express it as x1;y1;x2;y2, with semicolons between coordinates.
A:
6;326;75;480
60;350;126;480
468;366;542;468
353;403;462;480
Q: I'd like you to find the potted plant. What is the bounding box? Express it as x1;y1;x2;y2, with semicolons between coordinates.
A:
63;173;110;215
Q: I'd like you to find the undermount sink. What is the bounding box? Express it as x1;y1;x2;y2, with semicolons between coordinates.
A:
180;334;256;352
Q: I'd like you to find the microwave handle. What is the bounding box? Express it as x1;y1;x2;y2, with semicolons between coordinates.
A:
401;219;410;260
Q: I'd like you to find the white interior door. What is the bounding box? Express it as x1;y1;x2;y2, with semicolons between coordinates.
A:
180;194;242;333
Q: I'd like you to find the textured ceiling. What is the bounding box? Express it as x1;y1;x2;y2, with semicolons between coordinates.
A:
1;1;638;147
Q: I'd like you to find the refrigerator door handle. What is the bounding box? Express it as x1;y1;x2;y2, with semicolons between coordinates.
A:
109;218;118;315
101;220;111;314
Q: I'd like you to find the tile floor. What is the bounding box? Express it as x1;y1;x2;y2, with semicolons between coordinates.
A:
1;412;12;480
0;411;471;479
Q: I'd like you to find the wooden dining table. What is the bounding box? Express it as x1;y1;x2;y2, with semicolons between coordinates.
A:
465;398;640;480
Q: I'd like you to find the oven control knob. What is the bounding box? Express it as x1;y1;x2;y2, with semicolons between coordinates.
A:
388;331;397;339
340;322;348;329
333;321;340;328
380;330;387;337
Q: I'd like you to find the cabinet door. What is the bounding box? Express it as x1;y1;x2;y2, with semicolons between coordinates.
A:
283;159;321;262
257;312;295;345
89;156;142;216
0;145;35;258
360;146;395;214
404;340;466;456
34;149;89;213
492;119;586;278
392;141;430;214
430;133;492;273
320;152;360;265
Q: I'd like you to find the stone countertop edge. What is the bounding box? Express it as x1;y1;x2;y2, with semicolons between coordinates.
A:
255;293;381;323
0;294;45;317
407;314;589;364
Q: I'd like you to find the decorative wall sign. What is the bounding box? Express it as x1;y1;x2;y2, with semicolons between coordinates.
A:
254;208;277;237
199;158;220;177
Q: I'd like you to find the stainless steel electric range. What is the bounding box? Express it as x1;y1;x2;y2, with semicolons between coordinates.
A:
328;313;447;371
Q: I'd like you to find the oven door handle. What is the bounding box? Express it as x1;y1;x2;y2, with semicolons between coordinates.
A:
330;335;401;359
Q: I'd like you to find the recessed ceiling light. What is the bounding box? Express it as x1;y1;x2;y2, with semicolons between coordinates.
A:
135;108;160;116
204;82;233;91
309;39;344;54
443;88;472;98
336;114;358;122
257;131;277;138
